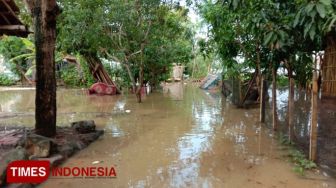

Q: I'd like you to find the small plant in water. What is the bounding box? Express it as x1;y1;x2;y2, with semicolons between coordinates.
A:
277;133;317;176
289;149;317;176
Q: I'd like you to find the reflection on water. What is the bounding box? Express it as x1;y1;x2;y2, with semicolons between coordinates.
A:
266;87;336;176
163;83;184;101
0;88;125;127
0;85;335;187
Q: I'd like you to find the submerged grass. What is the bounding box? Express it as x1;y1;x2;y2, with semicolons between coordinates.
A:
277;133;317;176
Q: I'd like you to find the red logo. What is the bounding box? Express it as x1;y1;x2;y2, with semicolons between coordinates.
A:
6;160;50;184
6;160;117;184
51;167;117;177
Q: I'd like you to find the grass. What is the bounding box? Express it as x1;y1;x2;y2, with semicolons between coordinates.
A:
277;133;317;176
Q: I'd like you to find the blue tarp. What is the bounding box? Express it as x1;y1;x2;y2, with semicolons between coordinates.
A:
200;74;221;90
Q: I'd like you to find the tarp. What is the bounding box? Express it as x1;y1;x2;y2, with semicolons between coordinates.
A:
200;74;221;90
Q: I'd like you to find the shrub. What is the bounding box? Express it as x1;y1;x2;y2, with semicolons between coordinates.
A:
60;65;83;87
0;74;15;86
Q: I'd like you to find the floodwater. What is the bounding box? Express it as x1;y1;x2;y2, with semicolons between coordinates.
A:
0;84;335;187
265;88;336;177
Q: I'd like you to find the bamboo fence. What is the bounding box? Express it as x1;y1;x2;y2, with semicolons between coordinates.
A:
322;36;336;98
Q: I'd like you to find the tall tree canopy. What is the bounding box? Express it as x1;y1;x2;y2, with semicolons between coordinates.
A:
199;0;336;84
57;0;194;102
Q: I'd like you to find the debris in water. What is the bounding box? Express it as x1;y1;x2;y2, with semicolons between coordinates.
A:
92;160;103;165
125;110;131;113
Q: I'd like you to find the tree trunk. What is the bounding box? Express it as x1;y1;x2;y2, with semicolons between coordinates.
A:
135;74;142;102
310;65;319;161
272;66;278;131
288;67;295;142
34;0;58;137
136;52;144;103
256;44;261;95
260;76;266;123
123;62;136;92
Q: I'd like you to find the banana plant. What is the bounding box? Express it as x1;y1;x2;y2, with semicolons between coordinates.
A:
9;38;63;82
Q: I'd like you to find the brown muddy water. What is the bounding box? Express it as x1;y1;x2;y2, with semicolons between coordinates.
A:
0;84;335;188
265;88;336;177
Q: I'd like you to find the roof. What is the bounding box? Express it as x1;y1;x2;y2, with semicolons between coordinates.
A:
0;0;29;37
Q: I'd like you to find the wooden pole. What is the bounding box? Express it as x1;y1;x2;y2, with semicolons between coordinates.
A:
260;76;266;123
241;72;257;106
288;71;295;142
34;0;59;137
309;71;318;161
0;25;27;31
272;66;278;130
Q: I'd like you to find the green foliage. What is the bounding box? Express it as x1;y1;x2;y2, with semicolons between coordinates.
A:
277;133;317;176
186;53;214;79
199;0;336;84
78;56;95;87
293;53;313;88
0;74;15;86
60;64;83;87
0;36;36;82
277;75;289;88
57;0;194;88
9;38;35;65
294;0;335;41
289;149;317;176
0;36;27;59
14;0;33;26
59;55;96;87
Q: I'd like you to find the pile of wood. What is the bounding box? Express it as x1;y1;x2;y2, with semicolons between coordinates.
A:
85;55;121;94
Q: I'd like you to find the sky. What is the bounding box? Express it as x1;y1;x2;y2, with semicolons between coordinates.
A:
180;0;208;39
179;1;200;24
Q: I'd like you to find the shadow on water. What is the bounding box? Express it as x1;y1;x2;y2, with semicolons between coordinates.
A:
0;85;335;187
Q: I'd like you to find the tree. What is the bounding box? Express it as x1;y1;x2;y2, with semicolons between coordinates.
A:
199;0;336;162
25;0;60;137
0;36;35;84
58;0;194;102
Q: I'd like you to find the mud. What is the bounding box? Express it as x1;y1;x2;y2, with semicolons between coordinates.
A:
0;85;335;187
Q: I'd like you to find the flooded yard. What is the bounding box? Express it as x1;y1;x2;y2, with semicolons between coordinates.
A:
0;84;335;187
265;88;336;177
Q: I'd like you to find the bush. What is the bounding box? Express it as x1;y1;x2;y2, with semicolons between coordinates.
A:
60;65;83;87
277;75;289;88
0;74;15;86
60;57;96;88
79;56;95;87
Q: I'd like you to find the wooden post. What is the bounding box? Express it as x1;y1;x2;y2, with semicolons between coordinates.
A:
288;72;295;142
272;67;278;130
309;71;318;161
260;76;266;123
34;0;59;137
